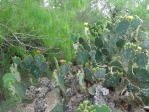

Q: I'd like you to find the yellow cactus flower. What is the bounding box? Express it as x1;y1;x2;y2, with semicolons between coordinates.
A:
128;16;133;20
84;22;88;27
137;46;142;51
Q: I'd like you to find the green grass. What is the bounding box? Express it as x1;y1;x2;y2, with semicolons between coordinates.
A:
0;96;18;112
0;0;90;61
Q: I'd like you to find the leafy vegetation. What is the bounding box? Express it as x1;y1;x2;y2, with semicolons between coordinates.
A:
0;0;149;111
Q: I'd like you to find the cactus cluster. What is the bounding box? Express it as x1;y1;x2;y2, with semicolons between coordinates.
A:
3;64;26;99
3;15;149;111
13;54;48;78
71;16;149;107
77;100;111;112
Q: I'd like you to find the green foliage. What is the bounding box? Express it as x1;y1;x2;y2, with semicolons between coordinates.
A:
77;100;111;112
134;53;148;67
51;103;64;112
94;105;111;112
104;73;121;88
79;37;91;52
133;68;149;89
1;0;149;110
71;15;149;106
116;20;130;35
3;64;26;99
95;37;104;48
116;38;126;49
3;73;17;89
0;0;91;63
0;97;19;112
77;50;89;65
54;58;67;96
13;54;48;78
85;67;93;83
94;68;106;78
130;18;141;30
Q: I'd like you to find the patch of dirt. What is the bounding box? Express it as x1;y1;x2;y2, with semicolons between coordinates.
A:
12;91;58;112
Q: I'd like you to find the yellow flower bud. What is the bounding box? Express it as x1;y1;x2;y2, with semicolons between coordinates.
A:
128;16;133;20
84;22;88;27
137;46;142;51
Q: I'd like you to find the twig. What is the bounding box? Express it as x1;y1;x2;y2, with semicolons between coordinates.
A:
0;34;14;46
0;23;51;51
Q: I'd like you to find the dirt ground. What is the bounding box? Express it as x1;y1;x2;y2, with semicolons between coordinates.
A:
11;91;58;112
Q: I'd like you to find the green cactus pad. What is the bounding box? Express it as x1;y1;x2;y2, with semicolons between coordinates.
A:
116;20;130;35
13;57;22;65
79;37;84;44
14;82;26;99
123;48;135;61
116;38;126;48
51;103;64;112
85;67;93;83
60;64;69;76
79;37;90;51
111;61;123;72
95;49;103;63
90;28;96;36
71;34;78;43
95;68;106;78
94;105;111;112
3;73;16;89
31;65;40;78
57;75;66;95
35;54;45;67
104;73;121;88
88;85;95;95
133;68;149;89
77;50;89;65
23;55;33;66
90;50;96;63
102;48;110;56
95;37;104;48
39;62;48;73
107;23;114;34
21;55;33;69
140;89;149;97
134;53;148;67
96;20;103;29
130;18;140;30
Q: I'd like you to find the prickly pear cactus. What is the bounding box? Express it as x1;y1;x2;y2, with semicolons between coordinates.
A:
94;105;111;112
130;18;141;30
79;37;90;52
54;58;67;96
95;37;104;48
3;64;26;99
77;100;111;112
116;20;130;36
13;54;48;78
104;73;121;88
63;15;149;112
134;53;148;67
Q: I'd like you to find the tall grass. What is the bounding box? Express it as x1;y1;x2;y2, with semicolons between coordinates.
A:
0;0;90;61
